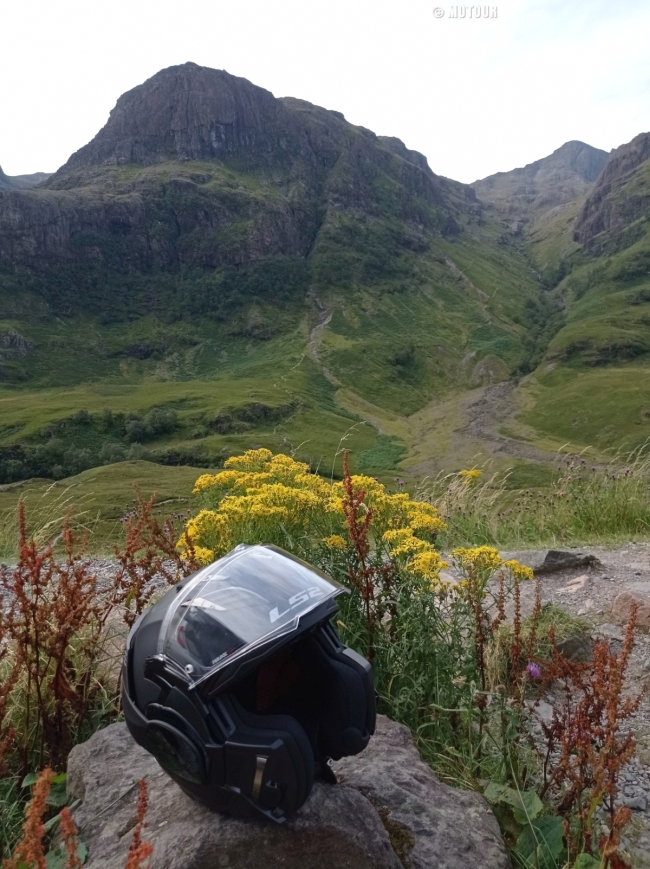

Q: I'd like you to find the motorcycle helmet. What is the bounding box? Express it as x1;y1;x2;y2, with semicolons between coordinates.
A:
122;544;376;822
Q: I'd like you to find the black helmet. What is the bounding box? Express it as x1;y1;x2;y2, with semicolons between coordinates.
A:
122;544;376;822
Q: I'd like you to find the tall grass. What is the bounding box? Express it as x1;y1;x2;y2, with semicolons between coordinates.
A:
0;484;94;562
423;442;650;549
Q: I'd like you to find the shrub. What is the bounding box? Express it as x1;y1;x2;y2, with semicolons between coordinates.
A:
3;768;151;869
0;495;198;858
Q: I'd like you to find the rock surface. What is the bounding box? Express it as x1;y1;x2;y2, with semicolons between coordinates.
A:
66;715;510;869
473;140;608;220
499;549;600;574
612;590;650;632
574;131;650;250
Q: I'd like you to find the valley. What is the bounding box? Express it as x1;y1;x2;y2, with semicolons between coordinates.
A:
1;61;650;530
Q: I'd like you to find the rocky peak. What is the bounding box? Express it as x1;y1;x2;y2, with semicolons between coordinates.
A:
48;63;318;180
472;140;609;217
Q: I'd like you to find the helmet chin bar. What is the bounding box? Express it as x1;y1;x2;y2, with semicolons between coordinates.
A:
122;546;376;822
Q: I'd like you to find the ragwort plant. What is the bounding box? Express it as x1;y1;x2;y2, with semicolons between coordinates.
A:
183;449;641;868
181;450;539;781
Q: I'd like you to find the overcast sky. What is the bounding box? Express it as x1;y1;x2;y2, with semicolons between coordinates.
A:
2;0;649;182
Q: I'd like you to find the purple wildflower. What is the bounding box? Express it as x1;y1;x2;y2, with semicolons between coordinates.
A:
526;662;542;680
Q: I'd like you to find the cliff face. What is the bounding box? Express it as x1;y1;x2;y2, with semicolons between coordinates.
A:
574;132;650;250
0;63;475;311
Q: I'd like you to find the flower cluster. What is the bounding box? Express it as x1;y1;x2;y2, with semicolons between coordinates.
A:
452;545;533;581
180;449;447;584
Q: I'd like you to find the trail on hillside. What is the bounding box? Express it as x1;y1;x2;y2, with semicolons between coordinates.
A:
459;382;556;462
307;297;340;387
306;297;559;472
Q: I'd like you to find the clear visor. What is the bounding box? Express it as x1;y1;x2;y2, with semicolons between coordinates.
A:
157;545;344;685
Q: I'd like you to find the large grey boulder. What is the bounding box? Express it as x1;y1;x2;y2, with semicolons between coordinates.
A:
67;715;510;869
500;549;600;574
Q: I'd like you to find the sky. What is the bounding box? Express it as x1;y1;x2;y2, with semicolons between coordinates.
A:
2;0;649;183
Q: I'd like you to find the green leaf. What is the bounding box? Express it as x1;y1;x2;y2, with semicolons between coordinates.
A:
512;791;544;826
21;772;38;788
572;855;600;869
515;816;566;869
46;780;69;807
45;841;87;868
483;781;511;804
483;782;543;824
43;813;62;833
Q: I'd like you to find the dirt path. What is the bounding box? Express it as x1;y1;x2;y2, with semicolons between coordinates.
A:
459;382;556;462
307;297;340;387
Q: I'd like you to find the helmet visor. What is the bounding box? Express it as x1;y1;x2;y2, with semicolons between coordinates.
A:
158;545;345;684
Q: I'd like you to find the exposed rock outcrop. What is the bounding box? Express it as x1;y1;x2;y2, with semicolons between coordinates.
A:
499;550;600;574
574;131;650;249
0;63;476;315
66;715;511;869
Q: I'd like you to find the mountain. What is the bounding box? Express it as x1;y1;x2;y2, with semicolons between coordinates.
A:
493;130;650;454
0;62;546;485
472;141;609;285
473;141;608;219
1;62;485;318
6;62;650;498
0;166;51;191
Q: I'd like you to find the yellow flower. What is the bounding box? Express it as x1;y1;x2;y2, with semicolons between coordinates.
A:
184;450;447;579
452;546;503;574
459;469;482;481
322;535;348;549
503;559;534;581
407;550;448;581
193;473;220;494
192;545;215;565
224;448;274;470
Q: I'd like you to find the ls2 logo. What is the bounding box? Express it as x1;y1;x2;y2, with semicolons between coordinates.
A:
269;587;324;623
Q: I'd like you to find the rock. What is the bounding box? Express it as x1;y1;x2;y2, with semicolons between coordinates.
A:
557;574;589;594
66;716;510;869
643;657;650;673
333;714;510;869
438;570;459;585
578;598;594;615
574;132;650;250
622;795;648;812
611;591;650;632
529;699;554;728
499;550;600;575
593;623;625;643
555;634;593;662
